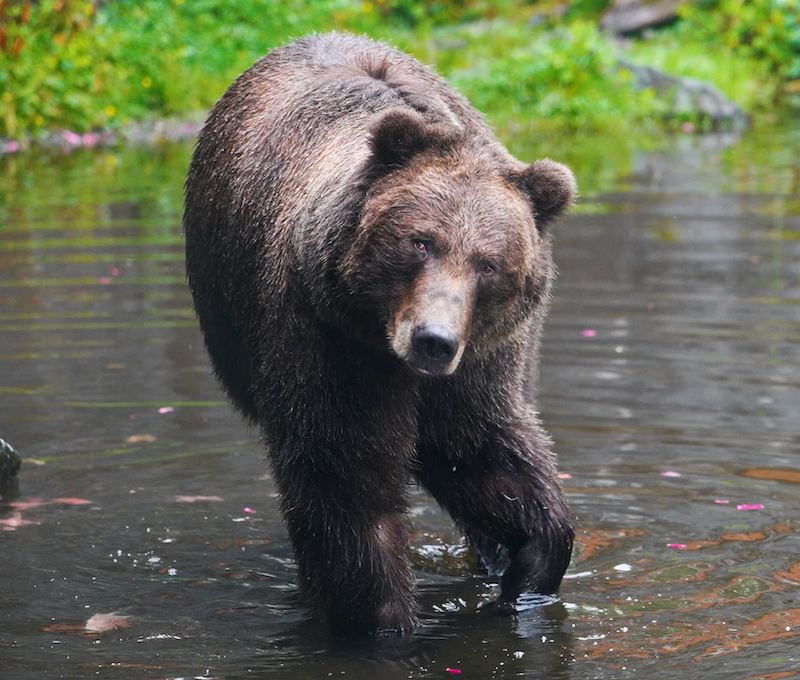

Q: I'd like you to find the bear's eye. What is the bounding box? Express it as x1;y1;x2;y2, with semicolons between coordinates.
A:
413;240;428;255
481;263;496;276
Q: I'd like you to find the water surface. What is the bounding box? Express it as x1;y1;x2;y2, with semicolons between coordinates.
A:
1;128;799;679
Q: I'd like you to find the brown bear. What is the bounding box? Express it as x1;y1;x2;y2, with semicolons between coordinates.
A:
183;32;575;636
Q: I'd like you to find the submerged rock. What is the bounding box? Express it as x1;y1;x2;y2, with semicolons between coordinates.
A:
621;60;749;130
601;0;688;35
0;438;21;485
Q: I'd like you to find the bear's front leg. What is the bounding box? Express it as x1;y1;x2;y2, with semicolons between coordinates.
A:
277;463;419;634
416;362;574;610
258;334;421;635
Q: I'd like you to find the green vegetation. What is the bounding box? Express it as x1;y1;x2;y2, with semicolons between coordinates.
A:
0;0;361;139
0;0;798;143
426;20;664;133
626;0;800;112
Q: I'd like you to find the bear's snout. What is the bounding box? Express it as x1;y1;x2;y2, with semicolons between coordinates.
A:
410;324;459;376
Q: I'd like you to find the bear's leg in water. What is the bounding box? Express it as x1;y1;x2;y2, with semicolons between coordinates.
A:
415;363;574;608
259;327;421;635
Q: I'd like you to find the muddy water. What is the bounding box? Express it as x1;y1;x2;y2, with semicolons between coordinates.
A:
1;127;799;679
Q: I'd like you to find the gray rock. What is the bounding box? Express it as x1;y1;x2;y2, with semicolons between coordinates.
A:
620;59;749;130
0;438;21;485
601;0;688;35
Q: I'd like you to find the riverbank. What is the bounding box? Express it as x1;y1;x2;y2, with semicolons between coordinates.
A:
0;0;797;150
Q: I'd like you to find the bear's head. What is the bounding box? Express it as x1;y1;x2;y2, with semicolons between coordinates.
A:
341;108;576;377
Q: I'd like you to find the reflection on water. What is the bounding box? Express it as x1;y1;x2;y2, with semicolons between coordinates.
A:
1;128;799;679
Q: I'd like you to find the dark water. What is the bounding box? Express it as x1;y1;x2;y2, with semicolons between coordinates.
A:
2;127;799;679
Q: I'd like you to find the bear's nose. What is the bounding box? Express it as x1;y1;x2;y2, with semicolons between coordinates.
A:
411;325;459;365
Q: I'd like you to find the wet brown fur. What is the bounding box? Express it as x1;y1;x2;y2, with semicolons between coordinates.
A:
184;32;576;635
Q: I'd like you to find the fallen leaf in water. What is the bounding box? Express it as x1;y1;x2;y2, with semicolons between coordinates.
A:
174;495;224;503
7;498;44;510
0;512;39;531
661;471;681;477
737;504;764;511
743;468;800;484
125;435;156;444
53;498;93;505
85;612;133;633
667;543;688;549
158;406;174;414
721;532;765;542
42;623;85;634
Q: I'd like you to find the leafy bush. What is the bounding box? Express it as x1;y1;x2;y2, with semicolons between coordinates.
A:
0;1;107;138
0;0;363;139
678;0;800;85
439;20;664;132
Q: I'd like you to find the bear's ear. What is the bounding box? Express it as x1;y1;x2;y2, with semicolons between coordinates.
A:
509;159;577;229
369;108;455;171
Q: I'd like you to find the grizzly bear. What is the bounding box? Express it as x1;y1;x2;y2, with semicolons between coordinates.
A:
184;32;575;635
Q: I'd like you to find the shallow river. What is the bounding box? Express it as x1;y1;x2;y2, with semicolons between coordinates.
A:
1;125;799;679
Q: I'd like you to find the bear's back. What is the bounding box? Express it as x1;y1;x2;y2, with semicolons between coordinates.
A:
194;33;493;203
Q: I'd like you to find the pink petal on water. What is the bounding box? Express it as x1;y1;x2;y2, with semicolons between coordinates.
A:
557;473;572;479
98;277;111;284
8;498;45;510
174;495;224;503
53;498;93;505
0;512;39;530
581;329;597;338
661;471;681;477
667;543;688;549
646;302;655;310
82;133;97;147
6;140;20;153
110;268;120;276
736;504;763;510
714;499;730;504
244;507;256;514
158;406;174;414
85;612;132;633
446;670;461;675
